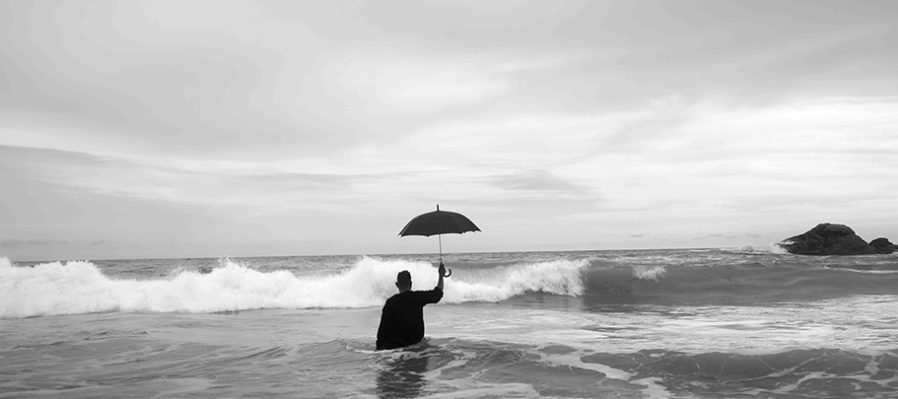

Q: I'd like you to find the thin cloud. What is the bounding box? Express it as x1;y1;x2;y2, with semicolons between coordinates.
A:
0;239;68;249
493;170;592;194
693;234;724;241
327;53;581;115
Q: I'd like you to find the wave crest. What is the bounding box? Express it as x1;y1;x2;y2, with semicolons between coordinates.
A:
632;265;667;282
0;256;588;318
444;259;589;303
724;244;789;255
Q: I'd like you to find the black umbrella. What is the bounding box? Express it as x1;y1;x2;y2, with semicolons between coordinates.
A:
399;205;481;277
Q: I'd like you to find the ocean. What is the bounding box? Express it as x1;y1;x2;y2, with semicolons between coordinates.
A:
2;248;897;398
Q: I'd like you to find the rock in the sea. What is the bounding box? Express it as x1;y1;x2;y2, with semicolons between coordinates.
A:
869;237;898;254
778;223;895;255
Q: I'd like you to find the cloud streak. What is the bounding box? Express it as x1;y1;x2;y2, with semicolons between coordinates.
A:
0;240;68;249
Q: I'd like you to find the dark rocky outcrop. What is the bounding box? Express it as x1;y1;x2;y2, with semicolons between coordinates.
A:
870;237;897;253
778;223;896;255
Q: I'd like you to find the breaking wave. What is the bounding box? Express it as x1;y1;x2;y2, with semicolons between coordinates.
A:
0;256;588;319
5;249;898;318
724;244;789;255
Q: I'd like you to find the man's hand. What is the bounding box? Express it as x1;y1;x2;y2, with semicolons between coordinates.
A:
436;262;445;291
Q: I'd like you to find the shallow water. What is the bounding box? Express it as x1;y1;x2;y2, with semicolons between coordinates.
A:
2;249;897;398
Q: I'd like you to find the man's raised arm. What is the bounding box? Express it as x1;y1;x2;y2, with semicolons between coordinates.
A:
436;262;445;291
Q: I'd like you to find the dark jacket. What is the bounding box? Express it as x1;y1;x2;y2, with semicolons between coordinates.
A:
376;288;443;350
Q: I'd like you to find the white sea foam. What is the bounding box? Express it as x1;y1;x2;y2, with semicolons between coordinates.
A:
539;350;634;381
0;256;587;318
823;266;898;274
632;265;667;281
726;243;789;255
444;259;588;303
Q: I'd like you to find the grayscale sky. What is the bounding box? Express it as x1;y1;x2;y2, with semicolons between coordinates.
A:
2;0;897;261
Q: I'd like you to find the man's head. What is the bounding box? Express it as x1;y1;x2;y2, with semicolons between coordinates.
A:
396;270;412;292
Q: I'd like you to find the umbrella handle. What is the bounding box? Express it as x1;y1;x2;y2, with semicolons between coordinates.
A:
438;261;452;278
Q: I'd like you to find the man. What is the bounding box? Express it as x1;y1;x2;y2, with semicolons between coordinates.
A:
376;263;446;350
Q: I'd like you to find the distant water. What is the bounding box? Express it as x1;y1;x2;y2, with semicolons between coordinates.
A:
2;249;897;398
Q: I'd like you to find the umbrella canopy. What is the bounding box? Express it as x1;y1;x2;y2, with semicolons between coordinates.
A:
398;205;481;237
399;205;480;278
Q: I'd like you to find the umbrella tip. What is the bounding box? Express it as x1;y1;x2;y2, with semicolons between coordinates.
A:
436;204;440;211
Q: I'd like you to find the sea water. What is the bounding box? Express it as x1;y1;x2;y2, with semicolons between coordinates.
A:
2;249;897;398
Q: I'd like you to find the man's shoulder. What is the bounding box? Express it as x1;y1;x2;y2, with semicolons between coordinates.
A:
384;292;403;303
384;291;412;305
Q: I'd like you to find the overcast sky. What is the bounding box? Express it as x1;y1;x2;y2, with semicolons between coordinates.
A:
2;0;897;261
